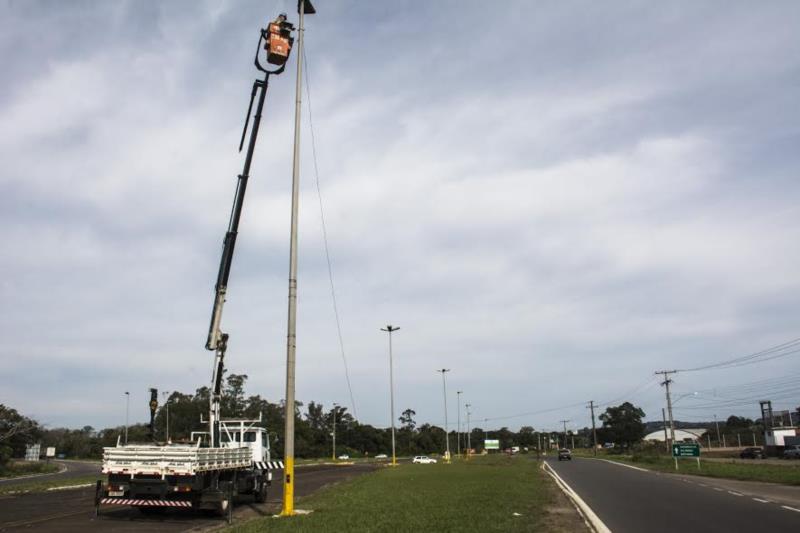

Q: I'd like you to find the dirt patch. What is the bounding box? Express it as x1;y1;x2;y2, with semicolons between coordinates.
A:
539;466;591;532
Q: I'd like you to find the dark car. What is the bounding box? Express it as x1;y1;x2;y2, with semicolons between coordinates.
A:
558;449;572;461
739;447;764;459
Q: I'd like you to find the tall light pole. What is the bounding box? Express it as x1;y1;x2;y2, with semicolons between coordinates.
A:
162;391;171;443
436;369;451;462
332;403;338;461
281;0;316;518
124;391;130;445
714;414;721;447
457;391;463;456
483;418;488;444
381;325;400;466
466;403;472;456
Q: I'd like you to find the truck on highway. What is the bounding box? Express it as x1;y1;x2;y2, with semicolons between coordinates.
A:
95;12;295;521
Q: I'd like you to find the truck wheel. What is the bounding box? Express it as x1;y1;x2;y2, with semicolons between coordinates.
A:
254;478;268;503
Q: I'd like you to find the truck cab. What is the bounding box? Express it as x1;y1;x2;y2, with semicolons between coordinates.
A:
219;421;271;464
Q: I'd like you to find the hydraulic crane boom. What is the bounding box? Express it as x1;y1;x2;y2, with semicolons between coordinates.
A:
205;15;295;446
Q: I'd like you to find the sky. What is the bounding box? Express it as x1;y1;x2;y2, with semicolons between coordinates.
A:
1;0;799;434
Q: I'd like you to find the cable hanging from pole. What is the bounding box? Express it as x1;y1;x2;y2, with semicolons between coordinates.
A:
302;44;358;419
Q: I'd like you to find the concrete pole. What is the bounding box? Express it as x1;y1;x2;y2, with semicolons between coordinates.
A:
124;392;130;445
466;404;472;455
707;434;711;449
656;371;677;444
753;432;756;446
589;400;598;457
457;391;463;456
381;326;400;466
332;404;337;461
662;408;670;453
714;415;721;447
437;369;451;462
722;434;726;448
281;1;310;516
560;420;570;449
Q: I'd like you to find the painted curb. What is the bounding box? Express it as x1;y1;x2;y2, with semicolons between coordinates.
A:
542;461;612;533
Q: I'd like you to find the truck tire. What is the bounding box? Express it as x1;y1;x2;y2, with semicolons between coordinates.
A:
254;477;268;503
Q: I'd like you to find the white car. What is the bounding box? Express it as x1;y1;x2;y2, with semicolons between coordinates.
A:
337;454;350;460
375;454;388;459
412;456;437;464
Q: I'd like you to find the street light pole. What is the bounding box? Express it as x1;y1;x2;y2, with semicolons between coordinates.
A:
124;392;130;445
381;325;400;466
332;403;338;461
162;391;171;443
436;369;451;462
281;0;316;517
457;391;463;457
466;404;472;457
483;419;488;444
714;414;721;447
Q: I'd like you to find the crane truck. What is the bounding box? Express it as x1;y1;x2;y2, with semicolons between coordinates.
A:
96;13;295;520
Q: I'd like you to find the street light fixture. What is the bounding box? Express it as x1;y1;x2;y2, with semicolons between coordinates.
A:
381;325;400;466
436;369;451;463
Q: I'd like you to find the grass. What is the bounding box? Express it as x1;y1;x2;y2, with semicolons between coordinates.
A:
231;455;563;532
606;454;800;485
0;461;60;479
0;474;98;495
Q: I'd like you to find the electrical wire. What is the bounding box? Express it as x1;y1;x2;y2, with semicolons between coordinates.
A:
676;337;800;372
302;46;358;419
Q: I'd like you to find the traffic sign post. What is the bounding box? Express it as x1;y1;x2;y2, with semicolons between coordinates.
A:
672;443;701;471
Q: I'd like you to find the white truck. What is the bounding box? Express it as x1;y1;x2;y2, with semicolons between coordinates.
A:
95;13;297;521
97;418;282;517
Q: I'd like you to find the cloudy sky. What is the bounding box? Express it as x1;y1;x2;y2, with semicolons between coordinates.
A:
1;0;799;434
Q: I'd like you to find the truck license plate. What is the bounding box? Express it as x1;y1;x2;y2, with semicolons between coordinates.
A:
108;491;124;497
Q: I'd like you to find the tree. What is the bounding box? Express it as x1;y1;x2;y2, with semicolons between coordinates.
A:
399;409;416;431
599;402;645;448
726;415;753;428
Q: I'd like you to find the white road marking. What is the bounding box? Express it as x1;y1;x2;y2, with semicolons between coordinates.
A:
46;483;93;491
713;488;724;491
698;483;707;487
542;462;612;533
781;505;800;513
728;491;743;497
753;498;770;503
595;459;649;473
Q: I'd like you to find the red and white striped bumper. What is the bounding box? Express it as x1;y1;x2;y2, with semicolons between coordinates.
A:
100;498;192;507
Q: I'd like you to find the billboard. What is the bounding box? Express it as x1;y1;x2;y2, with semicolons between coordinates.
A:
485;439;500;450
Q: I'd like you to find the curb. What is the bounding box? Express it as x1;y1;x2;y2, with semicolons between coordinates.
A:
542;461;612;533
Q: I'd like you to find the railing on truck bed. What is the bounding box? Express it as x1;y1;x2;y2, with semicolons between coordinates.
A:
102;443;252;477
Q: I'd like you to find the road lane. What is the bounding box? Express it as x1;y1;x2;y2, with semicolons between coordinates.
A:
0;461;100;489
0;463;379;532
545;457;800;533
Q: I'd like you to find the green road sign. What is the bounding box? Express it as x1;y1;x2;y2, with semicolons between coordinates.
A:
485;439;500;450
672;443;700;457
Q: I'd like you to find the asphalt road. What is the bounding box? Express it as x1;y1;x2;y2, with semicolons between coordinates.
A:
545;457;800;533
0;463;378;532
0;460;100;488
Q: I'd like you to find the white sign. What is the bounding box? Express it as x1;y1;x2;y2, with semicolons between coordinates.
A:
46;447;56;457
485;439;500;450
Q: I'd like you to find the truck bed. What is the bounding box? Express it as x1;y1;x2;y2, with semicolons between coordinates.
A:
102;444;252;477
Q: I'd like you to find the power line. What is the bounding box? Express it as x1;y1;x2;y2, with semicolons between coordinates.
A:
302;46;358;419
676;337;800;372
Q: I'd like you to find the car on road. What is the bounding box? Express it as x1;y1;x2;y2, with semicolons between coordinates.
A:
739;447;764;459
412;456;437;464
558;449;572;461
783;445;800;459
337;454;350;460
375;454;388;459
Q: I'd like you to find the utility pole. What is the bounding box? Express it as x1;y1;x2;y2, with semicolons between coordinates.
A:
332;403;338;461
483;418;488;445
436;369;451;462
457;391;463;457
714;414;721;447
655;370;677;444
559;420;570;449
588;401;598;456
662;408;669;453
381;325;400;466
124;391;130;445
282;0;316;518
162;391;171;443
466;404;472;456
